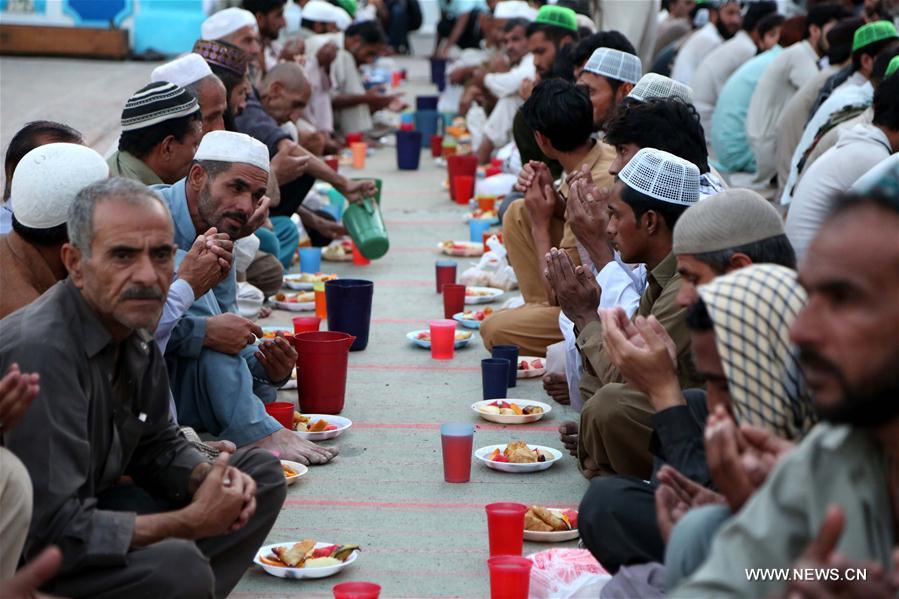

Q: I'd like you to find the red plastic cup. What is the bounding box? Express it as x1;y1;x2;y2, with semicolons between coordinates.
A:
346;132;364;144
292;316;321;334
487;556;533;599
442;284;465;319
441;422;474;483
485;502;527;556
324;155;339;172
391;70;402;88
351;241;371;266
442;145;457;159
454;175;475;205
264;401;295;429
429;319;456;360
435;259;457;293
333;581;381;599
485;166;502;177
430;134;443;157
477;196;496;211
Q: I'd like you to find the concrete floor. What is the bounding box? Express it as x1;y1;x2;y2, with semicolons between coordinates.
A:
1;53;587;598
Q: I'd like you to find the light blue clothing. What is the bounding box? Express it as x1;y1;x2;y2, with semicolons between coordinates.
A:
710;46;783;173
255;227;279;259
157;274;194;420
448;0;487;17
271;216;299;269
152;179;283;445
664;504;733;590
0;202;11;235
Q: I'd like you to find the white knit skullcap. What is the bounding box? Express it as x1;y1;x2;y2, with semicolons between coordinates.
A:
201;7;258;41
10;143;109;229
194;130;270;174
583;47;641;85
673;189;786;254
494;1;538;20
619;147;700;206
151;53;214;87
303;0;339;23
628;73;694;104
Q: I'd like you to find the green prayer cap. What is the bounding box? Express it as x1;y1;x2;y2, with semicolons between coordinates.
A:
851;21;898;53
886;55;899;78
534;5;578;32
335;0;356;17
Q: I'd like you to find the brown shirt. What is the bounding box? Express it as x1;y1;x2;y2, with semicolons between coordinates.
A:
0;232;60;319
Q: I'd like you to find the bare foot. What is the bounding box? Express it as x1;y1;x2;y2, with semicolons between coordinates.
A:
559;421;578;457
582;468;601;480
250;428;339;465
543;373;570;405
207;440;237;453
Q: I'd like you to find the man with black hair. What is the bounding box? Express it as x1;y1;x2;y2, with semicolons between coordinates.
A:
746;2;849;184
571;30;637;78
671;0;743;86
434;0;489;57
786;70;899;260
243;0;287;72
654;0;696;61
107;82;204;187
692;1;780;140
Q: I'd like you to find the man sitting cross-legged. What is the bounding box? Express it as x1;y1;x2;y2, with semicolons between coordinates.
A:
0;177;285;598
156;130;337;465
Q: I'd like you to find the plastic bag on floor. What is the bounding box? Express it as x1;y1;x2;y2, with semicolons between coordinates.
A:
236;282;264;319
458;236;518;291
527;548;611;599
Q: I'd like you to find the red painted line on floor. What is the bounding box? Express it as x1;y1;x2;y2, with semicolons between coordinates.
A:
282;499;574;510
349;363;481;372
374;279;432;287
384;219;459;226
371;317;429;324
351;422;561;432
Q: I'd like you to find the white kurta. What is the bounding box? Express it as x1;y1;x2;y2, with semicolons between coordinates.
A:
481;55;535;148
692;30;758;142
671;22;723;86
330;47;373;134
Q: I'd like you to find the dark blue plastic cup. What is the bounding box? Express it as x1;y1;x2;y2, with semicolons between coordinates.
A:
325;279;374;351
482;358;510;400
430;57;447;91
414;110;439;148
491;344;519;388
416;95;439;111
396;130;423;170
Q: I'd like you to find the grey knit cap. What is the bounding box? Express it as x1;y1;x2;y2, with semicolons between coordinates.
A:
672;188;786;255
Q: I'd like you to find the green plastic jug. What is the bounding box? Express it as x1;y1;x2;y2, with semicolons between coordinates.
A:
343;196;389;259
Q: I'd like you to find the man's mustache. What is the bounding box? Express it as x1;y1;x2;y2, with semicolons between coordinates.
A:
120;287;163;301
798;348;841;374
223;211;248;225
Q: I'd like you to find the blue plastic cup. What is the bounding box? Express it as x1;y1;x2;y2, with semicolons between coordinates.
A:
414;109;439;147
429;57;448;90
491;344;519;388
299;246;322;273
325;279;374;351
482;358;510;400
396;130;423;170
470;218;493;243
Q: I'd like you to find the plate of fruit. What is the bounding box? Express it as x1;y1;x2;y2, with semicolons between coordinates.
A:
322;239;353;262
475;441;562;473
453;307;493;329
517;357;546;379
471;399;551;424
292;413;352;441
438;240;484;257
255;540;360;579
523;506;579;542
406;329;475;349
283;273;338;290
463;208;499;224
280;460;308;486
464;286;504;305
269;292;315;312
255;326;293;345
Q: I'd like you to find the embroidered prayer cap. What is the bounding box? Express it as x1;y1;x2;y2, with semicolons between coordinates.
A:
851;20;898;53
628;73;694;104
534;5;578;32
697;264;817;440
583;47;642;84
120;82;200;132
886;54;899;78
151;53;214;87
201;7;258;40
10;143;109;229
493;0;537;20
194;130;270;174
672;188;785;255
334;0;357;17
618;147;700;206
193;39;250;75
303;0;339;22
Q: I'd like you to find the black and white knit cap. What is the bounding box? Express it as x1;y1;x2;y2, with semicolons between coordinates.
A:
120;81;200;132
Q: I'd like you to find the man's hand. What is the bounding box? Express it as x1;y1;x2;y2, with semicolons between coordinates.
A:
566;178;614;268
544;248;600;330
183;452;256;538
704;406;761;512
524;180;558;230
515;160;552;195
519;77;535;100
601;310;682;410
739;424;794;488
655;464;725;542
365;88;403;111
311;216;348;240
339;178;377;204
271;141;311;185
316;41;338;70
0;545;62;599
239;195;272;238
203;313;263;355
177;228;233;298
0;364;39;433
543;373;570;405
255;336;298;382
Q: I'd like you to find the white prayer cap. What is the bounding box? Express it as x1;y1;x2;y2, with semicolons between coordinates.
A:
332;6;353;30
575;14;596;33
583;47;642;84
151;53;214;87
201;7;258;41
194;130;270;174
628;73;694;104
10;143;109;229
618;148;700;206
303;1;338;23
494;1;537;20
